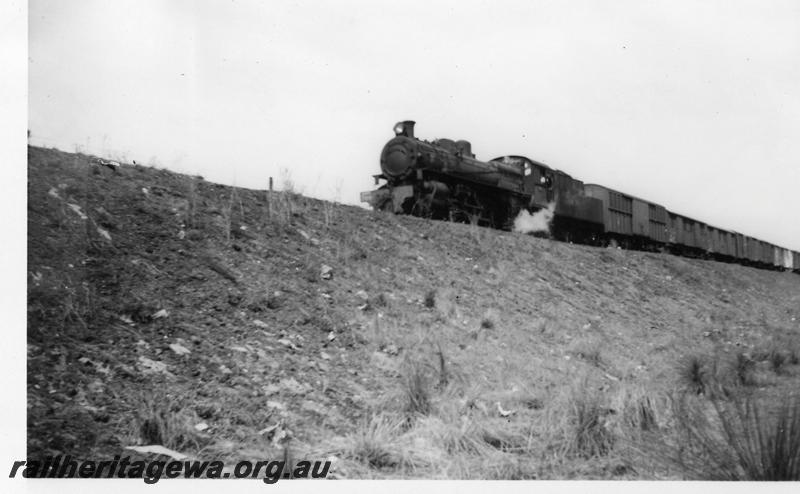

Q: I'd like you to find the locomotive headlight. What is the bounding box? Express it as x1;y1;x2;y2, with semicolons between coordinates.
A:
392;120;416;138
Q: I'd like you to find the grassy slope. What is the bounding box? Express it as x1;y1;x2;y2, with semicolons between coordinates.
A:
27;146;800;479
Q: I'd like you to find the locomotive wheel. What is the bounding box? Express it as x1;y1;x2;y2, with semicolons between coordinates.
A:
448;208;471;224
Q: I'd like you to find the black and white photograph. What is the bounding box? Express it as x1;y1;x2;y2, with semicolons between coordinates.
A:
5;0;800;489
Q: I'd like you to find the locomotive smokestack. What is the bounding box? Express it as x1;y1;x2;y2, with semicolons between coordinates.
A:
393;120;416;138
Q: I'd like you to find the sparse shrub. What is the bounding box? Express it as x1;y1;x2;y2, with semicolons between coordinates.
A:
402;361;432;418
28;276;98;333
303;265;319;283
220;188;238;243
63;182;83;197
479;426;519;452
265;190;296;229
789;349;800;366
432;288;459;322
309;314;334;333
519;395;544;410
768;350;787;375
122;300;159;324
265;291;283;310
279;167;295;193
246;290;286;312
322;201;336;229
372;293;388;308
667;392;800;480
226;290;243;306
435;344;448;389
185;229;204;241
349;244;368;262
480;317;495;330
186;177;199;228
423;289;436;309
634;398;658;432
750;348;771;362
678;354;711;395
731;352;757;387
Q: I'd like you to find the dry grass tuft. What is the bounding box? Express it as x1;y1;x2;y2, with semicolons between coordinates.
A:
402;360;433;418
414;415;490;457
678;354;711;395
264;190;297;229
788;348;800;366
617;386;663;433
185;177;199;228
423;289;436;309
543;377;616;460
373;293;388;308
435;343;449;389
570;392;615;458
132;390;201;451
666;392;800;480
345;414;406;470
432;288;459;322
730;352;757;387
768;349;788;375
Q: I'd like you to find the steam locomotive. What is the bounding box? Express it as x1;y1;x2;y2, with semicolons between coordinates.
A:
361;120;800;272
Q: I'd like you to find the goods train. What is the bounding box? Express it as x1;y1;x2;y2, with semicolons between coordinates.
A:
361;120;800;272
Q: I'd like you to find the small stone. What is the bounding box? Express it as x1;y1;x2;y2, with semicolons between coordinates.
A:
96;227;112;241
138;356;169;375
278;338;298;350
152;309;169;319
169;343;191;355
266;400;286;411
320;264;333;280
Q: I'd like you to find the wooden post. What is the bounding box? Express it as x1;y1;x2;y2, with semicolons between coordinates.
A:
269;177;273;192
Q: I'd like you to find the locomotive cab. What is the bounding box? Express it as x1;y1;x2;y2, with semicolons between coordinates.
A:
491;155;554;207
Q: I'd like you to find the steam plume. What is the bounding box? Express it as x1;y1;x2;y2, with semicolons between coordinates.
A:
513;202;555;235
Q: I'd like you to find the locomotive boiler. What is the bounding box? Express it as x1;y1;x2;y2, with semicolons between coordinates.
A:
362;120;529;227
362;120;604;239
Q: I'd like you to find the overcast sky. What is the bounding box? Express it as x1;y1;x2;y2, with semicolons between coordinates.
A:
27;0;800;251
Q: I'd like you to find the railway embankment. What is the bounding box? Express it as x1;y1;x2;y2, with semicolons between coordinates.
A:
26;145;800;479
